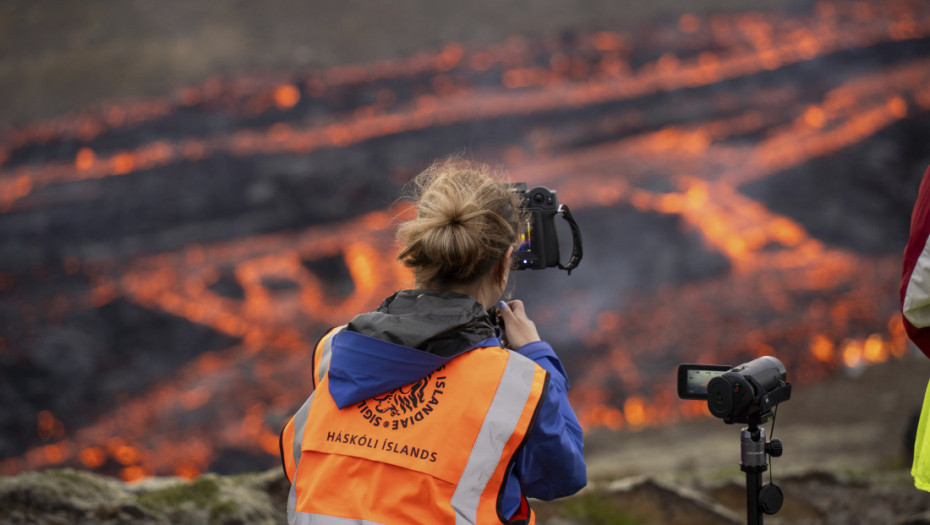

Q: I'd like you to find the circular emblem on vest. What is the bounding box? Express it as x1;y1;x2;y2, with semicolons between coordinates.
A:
356;366;446;430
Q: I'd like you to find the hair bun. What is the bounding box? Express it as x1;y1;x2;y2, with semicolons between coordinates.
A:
397;158;522;286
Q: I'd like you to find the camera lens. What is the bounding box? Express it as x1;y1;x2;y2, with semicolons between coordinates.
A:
709;374;754;419
707;377;733;418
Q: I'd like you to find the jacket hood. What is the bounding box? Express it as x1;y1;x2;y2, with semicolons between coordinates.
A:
326;290;500;408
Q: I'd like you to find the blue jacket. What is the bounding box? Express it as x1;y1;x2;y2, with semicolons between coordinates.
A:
323;289;587;517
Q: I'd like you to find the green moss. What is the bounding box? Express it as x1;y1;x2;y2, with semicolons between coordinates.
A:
0;469;283;524
137;476;221;511
135;474;257;523
0;469;128;513
45;469;112;489
209;499;238;521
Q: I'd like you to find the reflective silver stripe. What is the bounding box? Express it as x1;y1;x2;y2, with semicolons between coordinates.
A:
905;235;930;327
316;326;345;385
292;513;388;525
451;352;538;525
287;393;315;525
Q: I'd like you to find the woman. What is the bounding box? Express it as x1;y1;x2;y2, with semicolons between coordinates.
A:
280;158;586;524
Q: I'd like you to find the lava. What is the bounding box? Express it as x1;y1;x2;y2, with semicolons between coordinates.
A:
1;0;927;480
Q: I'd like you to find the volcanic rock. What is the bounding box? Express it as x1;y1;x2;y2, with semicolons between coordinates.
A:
0;468;288;524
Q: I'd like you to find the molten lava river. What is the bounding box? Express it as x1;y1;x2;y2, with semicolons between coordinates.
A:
1;0;929;480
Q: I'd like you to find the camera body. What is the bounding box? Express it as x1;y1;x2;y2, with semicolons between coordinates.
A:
678;356;791;424
512;183;582;273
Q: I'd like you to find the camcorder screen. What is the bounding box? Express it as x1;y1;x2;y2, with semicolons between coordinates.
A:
517;218;533;254
677;364;731;399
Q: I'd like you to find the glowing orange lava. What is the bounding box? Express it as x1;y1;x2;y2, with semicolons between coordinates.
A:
1;0;925;478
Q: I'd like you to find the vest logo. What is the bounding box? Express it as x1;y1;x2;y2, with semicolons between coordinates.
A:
357;366;446;430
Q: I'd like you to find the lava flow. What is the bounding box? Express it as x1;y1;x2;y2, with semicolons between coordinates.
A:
1;0;927;481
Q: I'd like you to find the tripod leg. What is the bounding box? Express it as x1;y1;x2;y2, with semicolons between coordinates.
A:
746;468;763;525
741;424;767;525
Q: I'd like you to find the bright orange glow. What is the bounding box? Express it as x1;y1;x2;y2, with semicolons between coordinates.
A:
842;340;863;368
580;404;625;431
623;397;647;426
174;464;201;480
41;443;68;464
75;148;96;170
810;335;835;362
768;218;805;247
112;153;134;175
888;313;909;358
114;445;140;466
121;466;146;482
803;106;826;128
273;84;301;109
888;96;907;117
863;334;887;363
79;447;106;469
259;432;279;455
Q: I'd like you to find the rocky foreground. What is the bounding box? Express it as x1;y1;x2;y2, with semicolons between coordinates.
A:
0;468;288;525
1;465;929;525
5;356;930;524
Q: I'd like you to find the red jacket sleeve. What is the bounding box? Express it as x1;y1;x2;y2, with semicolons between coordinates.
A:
901;165;930;357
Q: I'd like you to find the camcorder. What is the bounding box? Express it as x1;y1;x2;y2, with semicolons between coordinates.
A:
677;356;791;424
678;357;791;522
511;183;583;274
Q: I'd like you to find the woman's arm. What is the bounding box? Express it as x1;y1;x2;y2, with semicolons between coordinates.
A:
512;341;587;500
497;300;586;498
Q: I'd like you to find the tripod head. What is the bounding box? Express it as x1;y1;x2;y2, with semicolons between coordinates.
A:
740;422;784;523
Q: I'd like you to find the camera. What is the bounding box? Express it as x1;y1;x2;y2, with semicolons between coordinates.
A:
678;356;791;424
511;183;583;274
678;356;791;522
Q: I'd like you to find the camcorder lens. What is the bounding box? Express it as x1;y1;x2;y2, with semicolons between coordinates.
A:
708;375;754;419
707;377;734;418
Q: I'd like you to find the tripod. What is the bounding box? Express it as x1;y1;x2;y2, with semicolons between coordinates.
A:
739;422;784;525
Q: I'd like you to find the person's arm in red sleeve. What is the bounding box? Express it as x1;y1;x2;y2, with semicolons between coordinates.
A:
901;165;930;357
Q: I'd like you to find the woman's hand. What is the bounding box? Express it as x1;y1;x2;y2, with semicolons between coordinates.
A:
498;299;541;349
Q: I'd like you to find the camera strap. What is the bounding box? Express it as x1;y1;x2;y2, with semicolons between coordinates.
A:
557;204;583;275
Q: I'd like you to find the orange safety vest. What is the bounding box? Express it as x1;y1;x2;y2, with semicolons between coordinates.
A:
281;337;548;525
310;326;345;389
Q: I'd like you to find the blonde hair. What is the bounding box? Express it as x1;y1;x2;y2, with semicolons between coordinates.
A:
397;158;522;288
